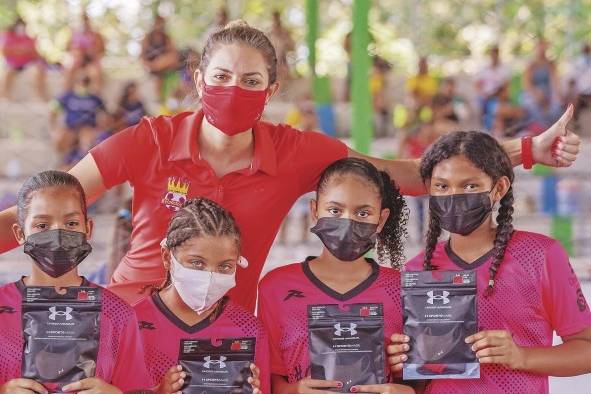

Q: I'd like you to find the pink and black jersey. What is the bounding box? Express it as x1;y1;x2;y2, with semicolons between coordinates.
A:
0;278;149;390
133;294;270;392
257;257;402;383
405;230;591;394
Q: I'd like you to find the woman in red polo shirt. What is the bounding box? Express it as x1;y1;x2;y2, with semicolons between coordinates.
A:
0;21;581;310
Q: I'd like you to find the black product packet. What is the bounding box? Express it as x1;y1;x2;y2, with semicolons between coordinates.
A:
308;303;385;392
179;337;256;394
21;286;102;392
402;270;479;380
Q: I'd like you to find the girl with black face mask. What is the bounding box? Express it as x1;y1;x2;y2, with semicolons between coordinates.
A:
258;158;415;394
388;131;591;393
0;171;149;393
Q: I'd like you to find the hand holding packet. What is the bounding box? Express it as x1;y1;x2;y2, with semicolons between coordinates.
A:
178;337;256;393
308;303;385;392
21;285;102;392
402;270;479;380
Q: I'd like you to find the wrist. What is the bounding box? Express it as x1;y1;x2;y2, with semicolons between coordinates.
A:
513;345;529;371
522;136;534;169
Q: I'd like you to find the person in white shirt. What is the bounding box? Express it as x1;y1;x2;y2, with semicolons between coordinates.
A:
475;45;511;124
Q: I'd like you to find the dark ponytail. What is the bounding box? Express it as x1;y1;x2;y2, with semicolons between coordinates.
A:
376;171;409;269
420;131;515;294
317;158;409;269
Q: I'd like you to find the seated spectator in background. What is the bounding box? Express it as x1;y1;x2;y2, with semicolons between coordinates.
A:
175;47;199;102
522;38;563;128
342;31;352;101
370;56;392;136
567;43;591;121
107;198;133;281
0;17;47;100
50;75;106;167
483;82;526;137
399;123;437;241
433;77;471;124
475;45;511;118
95;109;125;146
66;13;105;92
268;10;295;81
406;56;438;120
279;95;319;245
117;81;147;127
141;15;179;102
201;7;228;46
284;95;318;132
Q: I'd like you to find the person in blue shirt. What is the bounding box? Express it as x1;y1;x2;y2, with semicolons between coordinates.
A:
50;75;106;167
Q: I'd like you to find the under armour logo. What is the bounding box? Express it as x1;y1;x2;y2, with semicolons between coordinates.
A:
427;290;450;305
284;290;305;301
203;356;227;369
139;321;156;330
334;322;357;336
0;306;15;314
48;306;73;321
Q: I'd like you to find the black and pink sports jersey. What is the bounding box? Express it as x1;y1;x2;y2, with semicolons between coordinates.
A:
0;278;149;390
133;294;270;392
257;257;402;383
406;230;591;394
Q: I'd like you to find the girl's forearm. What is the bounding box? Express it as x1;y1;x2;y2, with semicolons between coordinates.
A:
520;339;591;376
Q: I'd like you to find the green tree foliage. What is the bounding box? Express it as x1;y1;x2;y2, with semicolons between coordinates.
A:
0;0;589;74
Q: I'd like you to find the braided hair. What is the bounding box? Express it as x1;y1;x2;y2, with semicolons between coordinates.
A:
317;158;409;269
153;197;241;292
420;131;514;295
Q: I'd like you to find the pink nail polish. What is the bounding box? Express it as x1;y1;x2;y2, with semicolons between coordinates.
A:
351;387;359;393
337;381;343;388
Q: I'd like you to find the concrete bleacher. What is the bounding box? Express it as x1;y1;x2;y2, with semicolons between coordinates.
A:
1;59;591;392
0;61;590;270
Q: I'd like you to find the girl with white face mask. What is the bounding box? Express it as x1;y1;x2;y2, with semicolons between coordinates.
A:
132;197;268;394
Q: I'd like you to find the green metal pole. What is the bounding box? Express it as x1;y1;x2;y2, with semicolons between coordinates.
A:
306;0;318;77
351;0;373;153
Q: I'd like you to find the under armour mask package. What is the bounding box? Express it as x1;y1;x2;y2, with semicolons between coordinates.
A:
402;270;478;380
21;285;102;392
178;337;256;394
308;303;384;392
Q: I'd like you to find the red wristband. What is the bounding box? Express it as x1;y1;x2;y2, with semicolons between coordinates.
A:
522;136;534;170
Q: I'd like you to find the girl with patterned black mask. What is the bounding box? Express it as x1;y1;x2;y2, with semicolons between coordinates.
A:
0;170;148;393
389;131;591;394
258;158;416;394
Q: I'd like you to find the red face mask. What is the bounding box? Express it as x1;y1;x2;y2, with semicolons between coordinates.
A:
201;84;267;136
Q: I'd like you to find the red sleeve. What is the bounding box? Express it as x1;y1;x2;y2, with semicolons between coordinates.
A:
110;311;154;390
541;241;591;337
89;117;158;189
293;130;348;194
257;279;289;377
